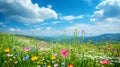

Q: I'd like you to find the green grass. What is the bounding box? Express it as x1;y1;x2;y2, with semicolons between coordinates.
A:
0;32;120;67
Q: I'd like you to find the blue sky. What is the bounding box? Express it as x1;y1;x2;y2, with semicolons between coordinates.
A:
0;0;120;36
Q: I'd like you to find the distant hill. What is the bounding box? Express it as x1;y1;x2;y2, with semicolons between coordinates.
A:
15;33;120;44
38;33;120;44
84;33;120;44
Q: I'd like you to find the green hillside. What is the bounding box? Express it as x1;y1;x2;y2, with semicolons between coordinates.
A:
0;33;120;67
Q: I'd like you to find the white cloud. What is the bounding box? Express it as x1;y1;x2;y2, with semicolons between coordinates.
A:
5;22;120;36
90;0;120;23
0;0;58;23
47;4;52;9
61;15;83;21
46;27;51;30
52;21;61;25
41;23;48;25
35;28;41;31
9;28;21;31
9;28;15;31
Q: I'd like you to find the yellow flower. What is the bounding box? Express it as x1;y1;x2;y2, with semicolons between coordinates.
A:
14;61;18;64
37;62;40;65
47;65;51;67
37;61;43;65
31;56;38;61
63;30;66;32
74;27;78;31
51;56;56;60
4;48;10;52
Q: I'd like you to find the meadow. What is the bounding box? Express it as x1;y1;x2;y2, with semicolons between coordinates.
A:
0;31;120;67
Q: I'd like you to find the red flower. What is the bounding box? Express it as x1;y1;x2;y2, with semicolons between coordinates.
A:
68;64;74;67
60;49;69;58
100;59;110;65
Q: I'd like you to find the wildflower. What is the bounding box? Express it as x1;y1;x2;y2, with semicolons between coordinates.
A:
68;64;74;67
13;48;16;51
14;61;18;64
6;53;13;57
61;62;65;65
37;62;40;65
9;59;12;62
47;65;51;67
51;56;56;60
100;59;110;65
22;54;29;61
53;53;58;56
54;64;58;67
4;48;10;52
61;49;69;57
37;61;43;64
24;46;31;52
63;30;66;32
31;56;38;61
32;48;36;52
74;28;78;31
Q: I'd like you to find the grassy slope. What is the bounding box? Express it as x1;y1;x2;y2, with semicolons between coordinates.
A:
0;33;120;67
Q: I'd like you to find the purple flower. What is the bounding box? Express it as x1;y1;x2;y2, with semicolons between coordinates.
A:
12;48;16;51
22;54;29;61
24;47;31;52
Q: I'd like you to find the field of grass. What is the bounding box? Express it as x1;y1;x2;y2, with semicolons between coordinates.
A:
0;32;120;67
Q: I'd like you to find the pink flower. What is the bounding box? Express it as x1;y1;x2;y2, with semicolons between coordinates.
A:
100;59;110;65
54;64;58;67
53;53;58;56
60;49;69;58
24;47;31;52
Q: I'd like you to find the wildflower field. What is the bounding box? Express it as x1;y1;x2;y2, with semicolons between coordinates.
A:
0;32;120;67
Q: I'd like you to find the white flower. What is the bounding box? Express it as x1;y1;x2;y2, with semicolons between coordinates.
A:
6;54;13;57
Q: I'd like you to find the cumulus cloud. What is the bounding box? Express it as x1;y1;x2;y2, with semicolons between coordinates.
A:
61;15;83;21
46;27;51;30
0;0;58;23
90;0;120;22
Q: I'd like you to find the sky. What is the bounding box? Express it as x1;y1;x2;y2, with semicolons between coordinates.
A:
0;0;120;36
